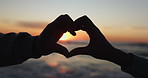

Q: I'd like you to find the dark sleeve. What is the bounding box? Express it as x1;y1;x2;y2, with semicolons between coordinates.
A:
0;32;42;67
121;54;148;78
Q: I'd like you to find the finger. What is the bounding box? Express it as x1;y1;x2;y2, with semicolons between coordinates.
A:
55;14;76;36
53;44;69;58
62;14;76;36
69;31;76;36
74;16;106;42
73;16;85;31
68;47;89;58
42;14;73;34
67;16;86;35
55;14;73;33
40;14;74;43
39;15;64;39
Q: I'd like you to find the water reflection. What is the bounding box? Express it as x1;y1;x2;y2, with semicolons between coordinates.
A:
0;42;147;78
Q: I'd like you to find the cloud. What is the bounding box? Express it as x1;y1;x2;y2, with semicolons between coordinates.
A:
101;26;148;30
129;26;148;30
17;21;48;28
0;19;12;23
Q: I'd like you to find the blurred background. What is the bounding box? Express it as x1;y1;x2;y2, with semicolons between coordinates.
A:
0;0;148;78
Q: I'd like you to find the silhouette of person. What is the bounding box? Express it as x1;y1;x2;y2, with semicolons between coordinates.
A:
0;14;148;78
0;14;74;67
69;16;148;78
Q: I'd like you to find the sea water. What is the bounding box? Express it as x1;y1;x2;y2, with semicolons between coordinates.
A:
0;41;148;78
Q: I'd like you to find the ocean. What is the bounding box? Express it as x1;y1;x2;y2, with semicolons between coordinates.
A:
0;41;148;78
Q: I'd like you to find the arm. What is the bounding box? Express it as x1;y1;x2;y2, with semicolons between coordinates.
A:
122;54;148;78
0;14;74;67
69;16;148;78
0;32;38;67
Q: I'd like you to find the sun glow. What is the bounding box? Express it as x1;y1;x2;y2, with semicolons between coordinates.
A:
60;32;73;40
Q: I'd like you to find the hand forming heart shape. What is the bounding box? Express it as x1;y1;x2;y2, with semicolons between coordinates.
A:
0;14;133;70
0;13;140;78
33;14;117;60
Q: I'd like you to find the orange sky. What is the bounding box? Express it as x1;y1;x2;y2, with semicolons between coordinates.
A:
0;0;148;43
0;21;148;43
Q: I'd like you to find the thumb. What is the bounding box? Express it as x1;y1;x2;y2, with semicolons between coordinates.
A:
54;44;69;58
68;47;88;58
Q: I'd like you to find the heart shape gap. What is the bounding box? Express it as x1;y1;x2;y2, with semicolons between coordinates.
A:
58;31;89;51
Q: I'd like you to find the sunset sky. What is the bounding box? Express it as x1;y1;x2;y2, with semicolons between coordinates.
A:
0;0;148;43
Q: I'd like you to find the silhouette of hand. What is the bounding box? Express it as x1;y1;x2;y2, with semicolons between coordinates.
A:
69;16;116;60
34;14;74;57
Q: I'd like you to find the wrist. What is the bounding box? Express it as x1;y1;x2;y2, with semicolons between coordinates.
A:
32;36;42;58
105;48;133;67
